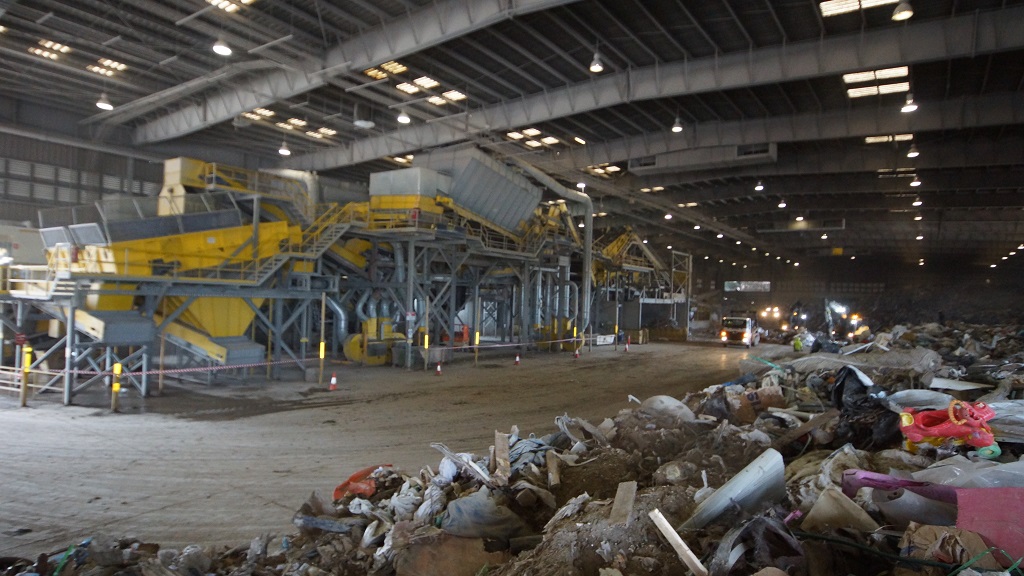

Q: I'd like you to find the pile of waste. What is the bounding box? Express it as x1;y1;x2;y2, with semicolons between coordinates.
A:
6;322;1024;576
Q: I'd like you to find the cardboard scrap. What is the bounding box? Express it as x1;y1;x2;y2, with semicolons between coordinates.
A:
608;481;637;526
801;486;879;533
394;535;510;576
893;523;1003;576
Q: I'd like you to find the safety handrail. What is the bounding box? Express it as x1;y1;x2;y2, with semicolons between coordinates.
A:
205;163;314;223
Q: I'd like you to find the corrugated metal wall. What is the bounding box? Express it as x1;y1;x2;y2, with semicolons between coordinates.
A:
418;146;542;234
0;134;163;226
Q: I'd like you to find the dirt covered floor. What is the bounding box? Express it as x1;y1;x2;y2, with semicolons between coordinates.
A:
0;341;764;557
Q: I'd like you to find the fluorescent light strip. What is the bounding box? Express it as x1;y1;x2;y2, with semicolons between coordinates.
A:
395;82;419;94
820;0;896;17
864;133;914;143
87;65;114;76
878;81;910;94
99;58;128;71
380;61;407;74
847;86;879;98
205;0;254;13
842;66;907;84
413;76;439;88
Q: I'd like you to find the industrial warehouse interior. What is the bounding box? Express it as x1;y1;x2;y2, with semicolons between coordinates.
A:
2;0;1024;574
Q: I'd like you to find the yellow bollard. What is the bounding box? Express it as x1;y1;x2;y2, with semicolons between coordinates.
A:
318;340;326;387
111;362;122;413
20;346;32;407
474;331;480;366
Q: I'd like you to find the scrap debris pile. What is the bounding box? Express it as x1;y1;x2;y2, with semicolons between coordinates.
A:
6;323;1024;576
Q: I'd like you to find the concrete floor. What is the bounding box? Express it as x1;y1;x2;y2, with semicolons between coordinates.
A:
0;341;774;557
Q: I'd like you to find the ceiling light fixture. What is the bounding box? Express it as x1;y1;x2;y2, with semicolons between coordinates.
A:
589;51;603;73
778;199;787;208
912;197;923;207
717;233;724;239
910;176;922;187
212;38;232;56
795;215;805;221
821;233;828;240
892;0;914;21
914;214;923;221
671;116;683;133
916;234;924;240
693;225;701;230
278;140;290;156
901;93;918;113
95;92;113;111
396;110;410;124
664;214;672;220
907;144;920;158
754;180;764;191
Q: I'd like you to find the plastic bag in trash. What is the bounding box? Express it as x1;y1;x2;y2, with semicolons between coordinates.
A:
439;488;532;542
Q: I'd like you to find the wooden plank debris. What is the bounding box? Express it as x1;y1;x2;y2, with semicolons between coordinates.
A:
545;449;560;487
648;508;708;576
493;430;510;486
771;408;840;450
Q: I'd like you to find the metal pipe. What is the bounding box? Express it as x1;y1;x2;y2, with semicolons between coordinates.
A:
507;158;593;331
326;297;349;342
354;290;371;322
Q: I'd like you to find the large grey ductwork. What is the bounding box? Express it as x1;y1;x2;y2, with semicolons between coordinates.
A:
355;290;372;322
506;158;593;332
326;298;349;342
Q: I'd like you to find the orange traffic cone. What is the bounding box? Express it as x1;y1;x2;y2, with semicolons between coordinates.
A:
514;354;520;366
329;372;337;391
435;362;442;376
625;335;630;352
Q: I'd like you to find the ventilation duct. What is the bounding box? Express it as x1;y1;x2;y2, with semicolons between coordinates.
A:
629;143;777;176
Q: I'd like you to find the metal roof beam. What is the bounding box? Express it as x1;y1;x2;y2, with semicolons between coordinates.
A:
676;168;1024;205
133;0;583;144
630;136;1024;188
287;6;1024;170
543;92;1024;173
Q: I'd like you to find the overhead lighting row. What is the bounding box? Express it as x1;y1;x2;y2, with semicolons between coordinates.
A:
241;108;336;142
507;127;586;149
582;162;621;177
865;133;913;144
990;244;1023;268
206;0;254;13
364;60;471;125
30;39;70;61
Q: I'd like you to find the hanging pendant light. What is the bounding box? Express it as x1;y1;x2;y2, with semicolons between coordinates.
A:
95;92;113;110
